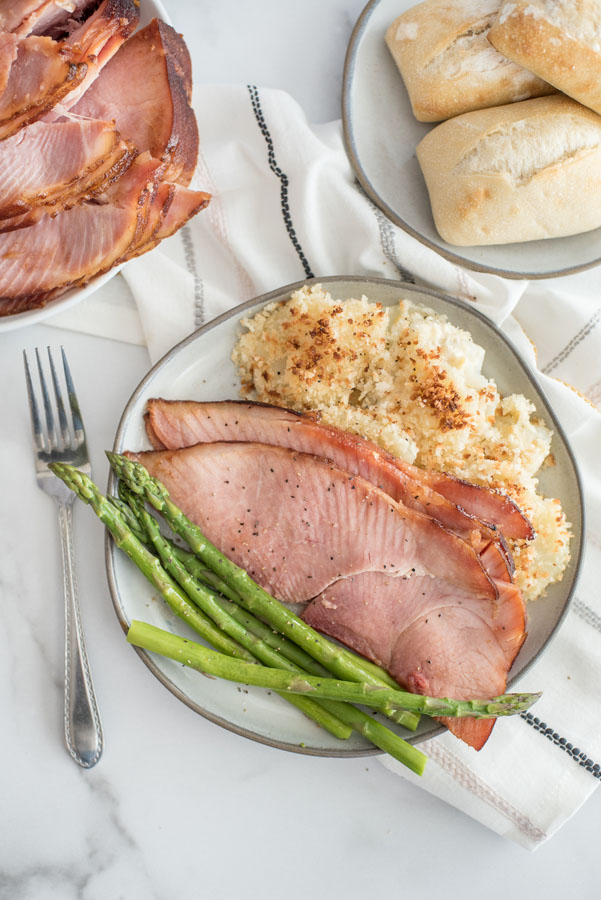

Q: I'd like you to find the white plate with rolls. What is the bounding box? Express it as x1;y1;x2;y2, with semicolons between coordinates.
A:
342;0;601;280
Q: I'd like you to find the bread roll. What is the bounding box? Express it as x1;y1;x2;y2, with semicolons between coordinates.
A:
385;0;554;123
489;1;601;116
416;95;601;246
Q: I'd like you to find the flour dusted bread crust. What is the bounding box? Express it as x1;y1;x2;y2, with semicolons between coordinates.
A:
489;1;601;116
385;0;554;122
416;95;601;246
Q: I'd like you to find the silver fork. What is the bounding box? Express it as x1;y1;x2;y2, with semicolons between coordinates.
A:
24;347;103;769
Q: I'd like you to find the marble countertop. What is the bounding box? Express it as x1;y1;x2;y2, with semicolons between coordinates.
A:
1;2;600;897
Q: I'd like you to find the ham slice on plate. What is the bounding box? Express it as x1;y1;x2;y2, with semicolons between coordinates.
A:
142;398;526;581
405;467;534;541
73;18;199;185
143;399;531;539
304;572;526;749
126;442;499;604
125;441;527;749
0;119;135;228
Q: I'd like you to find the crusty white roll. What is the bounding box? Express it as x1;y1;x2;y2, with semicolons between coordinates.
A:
385;0;554;123
416;95;601;246
489;1;601;117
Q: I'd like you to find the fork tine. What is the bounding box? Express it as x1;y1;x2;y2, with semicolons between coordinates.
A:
61;347;86;449
36;347;59;451
48;347;70;449
23;350;47;454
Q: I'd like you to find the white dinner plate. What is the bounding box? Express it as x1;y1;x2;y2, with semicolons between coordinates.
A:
106;276;584;757
342;0;601;280
0;0;170;333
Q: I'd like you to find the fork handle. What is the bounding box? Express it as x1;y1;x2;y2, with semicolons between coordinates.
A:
58;499;103;768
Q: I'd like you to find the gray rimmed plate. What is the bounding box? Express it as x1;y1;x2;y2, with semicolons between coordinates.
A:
106;276;584;756
342;0;601;280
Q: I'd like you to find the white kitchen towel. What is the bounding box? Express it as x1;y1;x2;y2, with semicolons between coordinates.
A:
55;85;601;850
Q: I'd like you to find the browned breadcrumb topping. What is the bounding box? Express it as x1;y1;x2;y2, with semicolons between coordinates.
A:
409;368;470;431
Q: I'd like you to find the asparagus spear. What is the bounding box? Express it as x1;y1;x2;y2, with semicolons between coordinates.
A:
109;494;149;542
106;453;420;702
127;620;541;720
128;620;431;775
50;463;352;739
116;482;418;731
125;489;429;762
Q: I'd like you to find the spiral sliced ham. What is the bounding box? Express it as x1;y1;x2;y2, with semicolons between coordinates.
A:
0;1;45;34
0;33;19;95
0;119;135;227
0;0;138;141
0;154;154;311
0;7;207;316
73;18;199;185
125;441;526;750
0;153;209;313
6;0;96;38
0;35;86;140
57;0;139;110
112;178;209;265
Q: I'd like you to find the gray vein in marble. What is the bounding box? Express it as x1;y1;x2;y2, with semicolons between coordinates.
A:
0;775;162;900
0;551;63;693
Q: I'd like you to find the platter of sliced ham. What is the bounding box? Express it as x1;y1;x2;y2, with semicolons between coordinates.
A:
106;277;584;756
0;0;210;330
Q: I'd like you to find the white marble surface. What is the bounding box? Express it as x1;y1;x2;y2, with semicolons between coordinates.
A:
1;1;600;897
